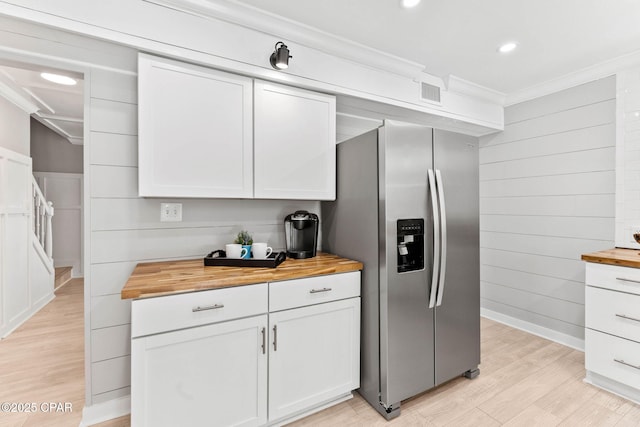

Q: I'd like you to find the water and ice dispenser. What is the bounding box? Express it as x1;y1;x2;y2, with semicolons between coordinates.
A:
397;219;424;273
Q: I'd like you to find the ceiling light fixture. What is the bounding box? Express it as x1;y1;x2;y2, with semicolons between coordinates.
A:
497;42;518;54
270;42;292;70
400;0;421;8
40;72;77;86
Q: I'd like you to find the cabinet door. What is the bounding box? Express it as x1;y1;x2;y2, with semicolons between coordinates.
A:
268;298;360;422
131;315;267;427
254;81;336;200
138;54;253;198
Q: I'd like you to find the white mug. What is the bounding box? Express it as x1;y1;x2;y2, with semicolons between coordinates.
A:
226;243;248;259
252;242;273;259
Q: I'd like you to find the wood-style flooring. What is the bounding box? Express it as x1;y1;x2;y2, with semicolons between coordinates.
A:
0;279;638;426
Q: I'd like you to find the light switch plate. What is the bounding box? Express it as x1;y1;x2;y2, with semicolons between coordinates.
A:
160;203;182;222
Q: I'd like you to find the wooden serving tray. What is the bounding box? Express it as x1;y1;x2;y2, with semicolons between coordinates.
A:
204;250;286;268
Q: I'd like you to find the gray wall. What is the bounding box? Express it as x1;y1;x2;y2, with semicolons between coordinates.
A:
0;96;30;156
479;76;616;341
87;69;320;404
31;118;83;173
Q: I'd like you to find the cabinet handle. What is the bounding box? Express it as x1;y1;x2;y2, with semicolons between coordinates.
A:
192;303;224;313
261;327;266;355
614;358;640;371
273;325;278;351
615;313;640;323
310;287;332;294
616;277;640;285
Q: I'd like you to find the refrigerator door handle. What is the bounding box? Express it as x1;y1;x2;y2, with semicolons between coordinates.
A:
427;169;440;309
435;169;447;307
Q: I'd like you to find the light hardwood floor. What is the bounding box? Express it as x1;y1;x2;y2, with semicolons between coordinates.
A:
0;280;638;426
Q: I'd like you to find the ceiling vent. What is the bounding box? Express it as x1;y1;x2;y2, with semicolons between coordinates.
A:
420;82;441;104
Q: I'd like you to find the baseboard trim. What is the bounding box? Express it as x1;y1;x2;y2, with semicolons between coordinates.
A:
269;392;353;426
585;371;640;405
0;293;55;339
481;308;585;352
80;396;130;427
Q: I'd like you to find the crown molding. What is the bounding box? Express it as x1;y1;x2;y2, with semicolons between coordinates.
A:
0;73;38;113
445;75;506;105
67;136;84;145
33;113;83;144
145;0;427;79
506;49;640;106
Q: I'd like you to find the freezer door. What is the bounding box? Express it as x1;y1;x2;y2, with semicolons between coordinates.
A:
379;121;436;406
433;129;480;384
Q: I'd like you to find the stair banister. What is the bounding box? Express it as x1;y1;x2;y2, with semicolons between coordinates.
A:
32;176;54;261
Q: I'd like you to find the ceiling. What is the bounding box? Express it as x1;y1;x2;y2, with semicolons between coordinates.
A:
233;0;640;96
2;1;639;144
0;61;83;144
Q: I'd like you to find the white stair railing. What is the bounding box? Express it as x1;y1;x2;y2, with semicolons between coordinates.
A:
32;176;54;261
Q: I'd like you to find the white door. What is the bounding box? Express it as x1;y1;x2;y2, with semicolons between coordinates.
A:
254;80;336;200
131;315;268;427
138;54;253;198
268;298;360;422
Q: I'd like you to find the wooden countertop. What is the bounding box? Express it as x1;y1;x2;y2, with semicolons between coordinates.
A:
121;252;363;299
581;247;640;269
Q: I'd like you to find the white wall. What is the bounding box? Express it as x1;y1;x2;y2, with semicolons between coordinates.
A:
31;119;83;173
86;69;319;407
0;95;29;156
479;76;616;346
615;68;640;248
0;146;54;338
34;172;83;275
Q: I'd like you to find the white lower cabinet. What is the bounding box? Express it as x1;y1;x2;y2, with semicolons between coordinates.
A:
131;272;361;426
132;315;268;427
268;298;360;422
584;262;640;404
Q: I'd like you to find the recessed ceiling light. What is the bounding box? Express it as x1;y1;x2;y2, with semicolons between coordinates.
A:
400;0;421;8
497;42;518;54
40;72;77;86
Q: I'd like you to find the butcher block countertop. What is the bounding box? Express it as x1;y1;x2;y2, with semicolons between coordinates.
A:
121;252;363;299
581;248;640;269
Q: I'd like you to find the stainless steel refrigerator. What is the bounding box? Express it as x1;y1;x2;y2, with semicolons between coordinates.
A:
322;120;480;419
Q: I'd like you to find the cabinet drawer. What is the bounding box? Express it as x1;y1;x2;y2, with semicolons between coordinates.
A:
269;272;360;312
586;262;640;296
132;283;268;338
585;329;640;390
586;286;640;342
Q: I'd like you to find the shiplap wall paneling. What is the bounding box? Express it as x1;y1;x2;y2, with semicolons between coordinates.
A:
88;70;139;405
87;70;320;406
479;76;616;345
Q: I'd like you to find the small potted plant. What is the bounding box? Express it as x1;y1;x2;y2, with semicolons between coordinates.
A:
234;230;253;259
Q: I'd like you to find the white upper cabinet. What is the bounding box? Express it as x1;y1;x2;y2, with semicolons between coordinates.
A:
138;55;336;200
254;81;336;200
138;54;253;198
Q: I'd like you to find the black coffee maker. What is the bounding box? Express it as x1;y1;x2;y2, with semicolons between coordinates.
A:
284;210;319;259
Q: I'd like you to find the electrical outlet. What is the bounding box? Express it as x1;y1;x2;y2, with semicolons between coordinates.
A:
160;203;182;222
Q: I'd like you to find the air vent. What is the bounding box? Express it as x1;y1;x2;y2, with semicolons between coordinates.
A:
421;82;441;103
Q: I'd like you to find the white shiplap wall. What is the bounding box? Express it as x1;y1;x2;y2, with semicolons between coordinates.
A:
479;76;616;343
87;70;319;404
